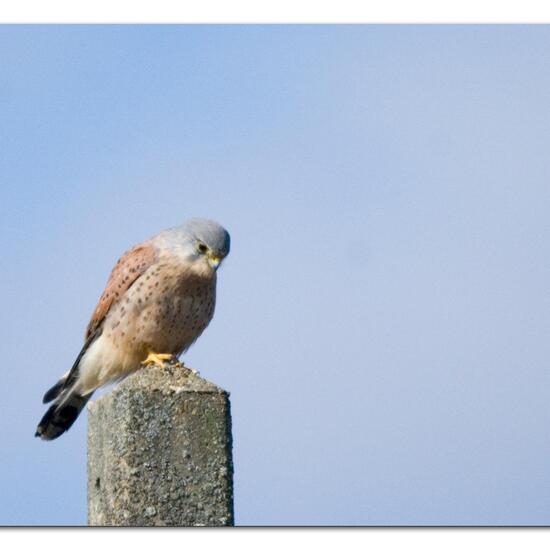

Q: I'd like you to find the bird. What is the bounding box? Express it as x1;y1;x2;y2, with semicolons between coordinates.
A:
35;218;230;441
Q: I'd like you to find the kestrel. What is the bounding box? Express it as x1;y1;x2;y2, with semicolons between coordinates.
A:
35;218;230;441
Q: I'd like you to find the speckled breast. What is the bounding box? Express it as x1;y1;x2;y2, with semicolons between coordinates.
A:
105;261;217;357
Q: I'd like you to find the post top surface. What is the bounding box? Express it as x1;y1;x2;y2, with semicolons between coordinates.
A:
87;364;227;410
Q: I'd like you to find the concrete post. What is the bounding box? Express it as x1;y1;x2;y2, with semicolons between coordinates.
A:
87;365;234;526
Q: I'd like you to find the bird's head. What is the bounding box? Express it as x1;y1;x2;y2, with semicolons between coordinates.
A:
162;218;230;273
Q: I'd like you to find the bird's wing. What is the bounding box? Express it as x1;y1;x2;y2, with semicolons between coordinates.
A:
42;241;159;406
85;241;158;340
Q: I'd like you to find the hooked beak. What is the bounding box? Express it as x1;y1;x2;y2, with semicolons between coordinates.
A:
207;255;221;270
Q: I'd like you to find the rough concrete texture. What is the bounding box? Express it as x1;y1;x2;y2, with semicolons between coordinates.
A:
87;365;233;526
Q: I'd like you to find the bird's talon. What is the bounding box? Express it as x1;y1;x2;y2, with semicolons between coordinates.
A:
141;352;178;369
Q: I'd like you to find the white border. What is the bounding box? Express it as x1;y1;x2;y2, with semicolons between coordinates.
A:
1;3;549;546
1;528;550;550
1;0;550;23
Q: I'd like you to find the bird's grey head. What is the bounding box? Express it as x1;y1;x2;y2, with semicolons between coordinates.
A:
160;218;230;271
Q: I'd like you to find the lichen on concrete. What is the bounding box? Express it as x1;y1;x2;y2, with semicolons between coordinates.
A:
87;365;234;526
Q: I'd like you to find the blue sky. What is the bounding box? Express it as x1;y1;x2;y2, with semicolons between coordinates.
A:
1;25;550;525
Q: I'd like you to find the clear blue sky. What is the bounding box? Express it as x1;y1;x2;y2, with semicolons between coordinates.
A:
1;25;550;525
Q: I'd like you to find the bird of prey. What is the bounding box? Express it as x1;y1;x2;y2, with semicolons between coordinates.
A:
35;218;230;441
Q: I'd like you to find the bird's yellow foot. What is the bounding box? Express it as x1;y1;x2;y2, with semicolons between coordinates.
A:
141;352;183;369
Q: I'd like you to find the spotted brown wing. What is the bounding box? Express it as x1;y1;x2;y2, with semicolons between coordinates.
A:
85;242;158;340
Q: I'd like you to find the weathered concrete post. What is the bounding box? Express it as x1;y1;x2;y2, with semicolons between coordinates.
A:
87;365;234;526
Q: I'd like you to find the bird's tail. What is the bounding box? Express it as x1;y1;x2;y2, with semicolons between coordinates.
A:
36;337;97;441
35;376;94;441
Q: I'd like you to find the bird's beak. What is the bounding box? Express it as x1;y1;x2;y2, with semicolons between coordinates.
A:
208;255;221;270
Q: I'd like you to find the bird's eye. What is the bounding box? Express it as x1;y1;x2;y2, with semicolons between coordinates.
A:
197;243;208;254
